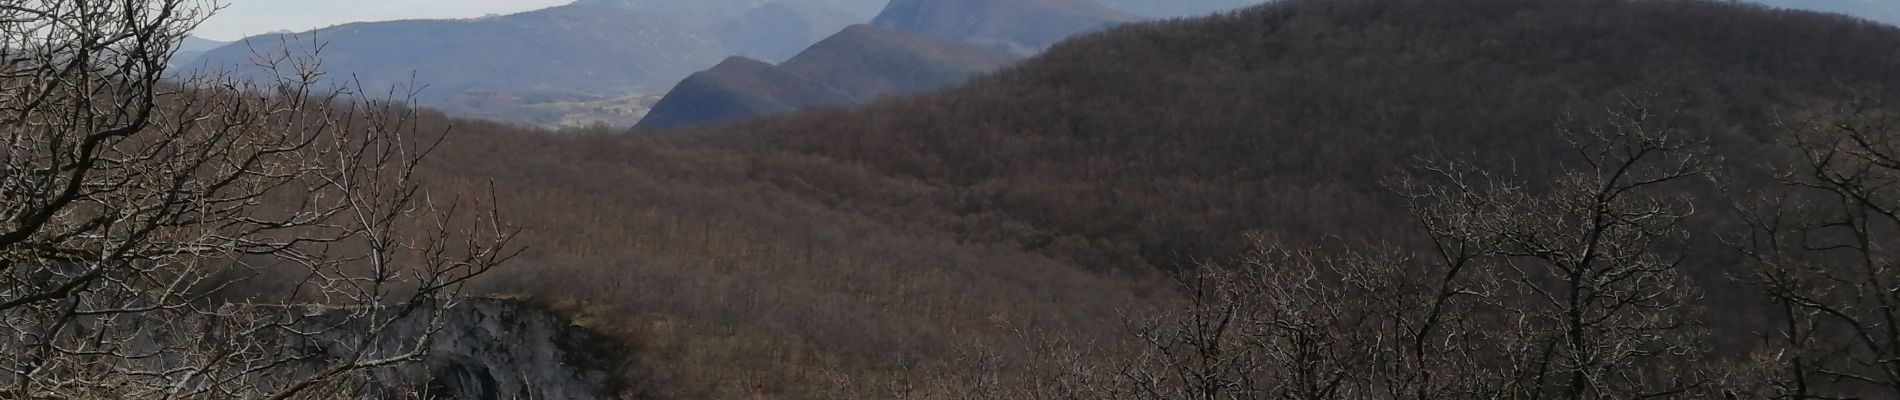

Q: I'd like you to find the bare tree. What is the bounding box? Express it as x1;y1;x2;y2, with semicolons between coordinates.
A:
0;1;514;398
1408;101;1715;398
1095;101;1717;400
1732;100;1900;399
1106;236;1506;399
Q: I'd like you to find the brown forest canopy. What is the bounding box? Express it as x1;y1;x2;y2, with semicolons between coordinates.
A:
679;0;1900;274
409;0;1900;397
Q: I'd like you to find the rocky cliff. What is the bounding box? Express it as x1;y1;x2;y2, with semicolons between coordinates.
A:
356;299;624;400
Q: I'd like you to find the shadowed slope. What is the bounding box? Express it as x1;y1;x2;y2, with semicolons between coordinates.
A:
1098;0;1264;18
636;56;861;129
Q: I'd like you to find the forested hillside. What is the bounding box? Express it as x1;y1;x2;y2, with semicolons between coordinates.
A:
1097;0;1263;18
698;0;1900;275
399;0;1900;397
635;56;861;128
637;0;1142;129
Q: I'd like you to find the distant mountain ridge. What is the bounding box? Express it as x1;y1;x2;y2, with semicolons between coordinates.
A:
169;36;227;67
188;1;885;127
1096;0;1263;18
173;0;1900;131
570;0;774;19
183;0;1278;129
193;4;727;102
636;57;860;129
638;0;1135;128
718;0;865;62
781;25;1024;96
576;0;890;19
638;25;1020;128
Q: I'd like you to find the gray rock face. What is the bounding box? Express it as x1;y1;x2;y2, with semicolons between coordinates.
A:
366;299;621;400
0;298;620;399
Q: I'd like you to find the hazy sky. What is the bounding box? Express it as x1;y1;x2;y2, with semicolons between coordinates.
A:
194;0;569;41
190;0;1896;42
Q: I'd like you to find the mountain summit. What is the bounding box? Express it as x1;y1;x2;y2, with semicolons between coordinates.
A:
637;25;1020;128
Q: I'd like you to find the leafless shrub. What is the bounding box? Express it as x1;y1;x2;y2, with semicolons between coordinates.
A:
1096;100;1717;399
1730;100;1900;399
0;1;515;398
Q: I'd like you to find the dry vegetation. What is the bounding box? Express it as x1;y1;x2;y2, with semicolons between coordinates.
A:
365;0;1900;397
13;0;1900;398
424;121;1162;398
0;1;514;397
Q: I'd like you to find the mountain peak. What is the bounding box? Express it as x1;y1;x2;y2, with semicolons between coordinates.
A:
712;56;779;72
637;24;1021;129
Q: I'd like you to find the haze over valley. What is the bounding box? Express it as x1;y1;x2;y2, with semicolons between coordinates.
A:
182;0;1286;128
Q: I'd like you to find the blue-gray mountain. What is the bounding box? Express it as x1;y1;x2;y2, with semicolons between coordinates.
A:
638;0;1144;129
188;1;867;128
169;36;227;68
191;4;726;103
718;0;866;62
576;0;890;19
637;25;1021;129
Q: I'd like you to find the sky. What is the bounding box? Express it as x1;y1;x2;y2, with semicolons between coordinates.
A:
190;0;1897;42
193;0;570;41
1755;0;1899;25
